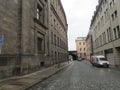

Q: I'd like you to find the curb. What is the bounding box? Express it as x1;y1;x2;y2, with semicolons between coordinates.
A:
0;62;72;90
23;63;71;90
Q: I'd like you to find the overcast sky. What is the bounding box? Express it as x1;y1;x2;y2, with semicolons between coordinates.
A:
61;0;98;51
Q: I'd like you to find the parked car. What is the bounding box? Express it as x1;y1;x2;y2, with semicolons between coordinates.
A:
90;55;109;68
77;58;82;61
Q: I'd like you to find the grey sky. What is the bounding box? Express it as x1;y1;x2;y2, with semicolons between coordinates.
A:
61;0;98;51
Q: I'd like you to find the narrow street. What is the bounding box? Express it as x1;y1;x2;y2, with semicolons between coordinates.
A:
28;61;120;90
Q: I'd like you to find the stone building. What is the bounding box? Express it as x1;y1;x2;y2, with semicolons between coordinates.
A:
47;0;68;65
86;29;93;60
0;0;68;79
90;0;120;66
76;37;86;60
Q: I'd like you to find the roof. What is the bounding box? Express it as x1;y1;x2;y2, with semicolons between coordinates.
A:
76;37;86;41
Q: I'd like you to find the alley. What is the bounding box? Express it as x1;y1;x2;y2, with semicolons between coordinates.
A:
28;61;120;90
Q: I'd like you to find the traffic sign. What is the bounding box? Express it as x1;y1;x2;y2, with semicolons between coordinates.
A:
0;35;3;45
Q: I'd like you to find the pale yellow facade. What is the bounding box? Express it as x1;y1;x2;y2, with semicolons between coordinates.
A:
76;37;86;60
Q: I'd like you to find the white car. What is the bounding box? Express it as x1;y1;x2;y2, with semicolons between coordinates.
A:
91;55;109;68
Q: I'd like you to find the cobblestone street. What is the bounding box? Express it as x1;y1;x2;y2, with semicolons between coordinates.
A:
28;61;120;90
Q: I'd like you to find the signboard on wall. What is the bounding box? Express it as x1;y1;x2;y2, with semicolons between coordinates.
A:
0;35;3;54
0;35;3;45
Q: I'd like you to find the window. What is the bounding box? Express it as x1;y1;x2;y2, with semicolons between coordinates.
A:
100;35;102;45
51;32;53;44
84;48;86;51
54;34;56;45
111;14;114;20
37;32;44;53
111;10;117;21
55;52;57;63
113;28;117;39
109;27;112;41
37;2;44;23
101;16;103;23
37;6;42;19
57;37;59;46
84;53;86;56
79;42;81;45
103;32;106;44
117;26;120;38
37;37;43;52
107;29;110;42
80;48;82;51
110;2;112;8
115;10;117;18
54;19;56;26
83;42;85;45
105;0;107;3
112;0;115;4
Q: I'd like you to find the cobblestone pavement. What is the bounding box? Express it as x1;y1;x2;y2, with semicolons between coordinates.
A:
28;61;120;90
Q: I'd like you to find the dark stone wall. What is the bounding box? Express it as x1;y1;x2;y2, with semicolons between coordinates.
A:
0;0;49;79
0;0;67;79
0;0;21;54
0;0;22;79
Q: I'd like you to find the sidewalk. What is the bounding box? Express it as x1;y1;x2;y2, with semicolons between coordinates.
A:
0;62;71;90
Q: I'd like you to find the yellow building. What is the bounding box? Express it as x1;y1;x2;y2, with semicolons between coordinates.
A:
76;37;86;60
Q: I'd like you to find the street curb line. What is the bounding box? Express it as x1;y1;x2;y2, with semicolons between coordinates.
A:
23;63;71;90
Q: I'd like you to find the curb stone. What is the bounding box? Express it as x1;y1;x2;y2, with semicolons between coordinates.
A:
24;63;71;90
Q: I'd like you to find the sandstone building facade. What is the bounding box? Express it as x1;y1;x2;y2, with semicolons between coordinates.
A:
86;30;93;60
76;37;86;60
90;0;120;66
0;0;68;79
48;0;68;65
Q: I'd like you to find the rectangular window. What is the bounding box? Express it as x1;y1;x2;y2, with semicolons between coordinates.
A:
114;28;117;39
54;34;56;45
84;48;85;51
57;37;59;46
112;0;115;4
100;35;102;45
37;32;44;53
107;29;110;42
51;32;53;44
37;37;43;52
37;2;44;23
83;42;85;45
79;42;81;45
84;53;86;56
105;0;107;3
117;26;120;38
110;2;112;8
111;14;114;21
109;27;112;41
80;48;82;51
103;32;106;44
114;10;117;18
